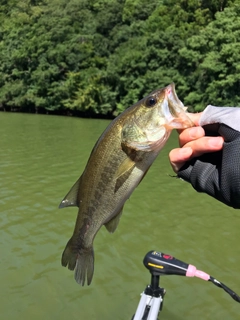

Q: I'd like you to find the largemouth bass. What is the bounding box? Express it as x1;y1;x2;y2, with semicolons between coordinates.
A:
59;83;193;286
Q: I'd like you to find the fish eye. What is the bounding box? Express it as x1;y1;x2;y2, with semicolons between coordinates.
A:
146;96;157;108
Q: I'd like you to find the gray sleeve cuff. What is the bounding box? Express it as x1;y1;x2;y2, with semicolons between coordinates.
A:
199;105;240;132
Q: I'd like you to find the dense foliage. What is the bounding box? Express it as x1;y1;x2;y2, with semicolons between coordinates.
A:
0;0;240;117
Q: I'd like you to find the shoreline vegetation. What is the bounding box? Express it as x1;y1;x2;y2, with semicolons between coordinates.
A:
0;105;114;119
1;0;240;119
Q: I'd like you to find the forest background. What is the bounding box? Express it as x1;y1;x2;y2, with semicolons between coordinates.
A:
1;0;240;118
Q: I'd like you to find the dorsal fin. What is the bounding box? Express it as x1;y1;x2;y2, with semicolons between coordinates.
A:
59;176;82;208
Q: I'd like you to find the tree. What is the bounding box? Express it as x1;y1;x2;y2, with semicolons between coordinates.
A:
0;0;239;116
179;2;240;110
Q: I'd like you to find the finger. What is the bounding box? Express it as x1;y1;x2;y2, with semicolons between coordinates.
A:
183;136;224;158
179;126;205;147
169;136;224;173
169;147;193;173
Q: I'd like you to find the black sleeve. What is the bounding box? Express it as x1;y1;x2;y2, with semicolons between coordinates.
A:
178;123;240;209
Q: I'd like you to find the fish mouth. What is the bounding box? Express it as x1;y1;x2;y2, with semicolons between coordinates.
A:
163;83;194;129
165;83;184;110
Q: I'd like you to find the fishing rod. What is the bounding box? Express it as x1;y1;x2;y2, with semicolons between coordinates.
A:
132;250;240;320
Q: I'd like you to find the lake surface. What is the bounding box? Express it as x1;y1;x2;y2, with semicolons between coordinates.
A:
0;112;239;320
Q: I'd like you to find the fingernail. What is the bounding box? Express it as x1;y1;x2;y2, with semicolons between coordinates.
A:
208;137;223;147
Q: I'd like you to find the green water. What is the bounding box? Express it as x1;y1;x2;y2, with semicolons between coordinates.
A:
1;112;239;320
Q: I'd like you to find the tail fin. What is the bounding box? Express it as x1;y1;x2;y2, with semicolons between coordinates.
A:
61;241;94;286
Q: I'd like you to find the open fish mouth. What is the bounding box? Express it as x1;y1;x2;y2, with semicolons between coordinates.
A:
163;83;194;129
165;83;185;110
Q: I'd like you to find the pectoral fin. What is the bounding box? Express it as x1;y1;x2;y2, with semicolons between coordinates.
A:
59;176;82;208
104;207;123;233
114;157;135;193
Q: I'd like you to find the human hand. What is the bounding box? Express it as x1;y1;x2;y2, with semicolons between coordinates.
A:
169;105;240;209
169;113;224;172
